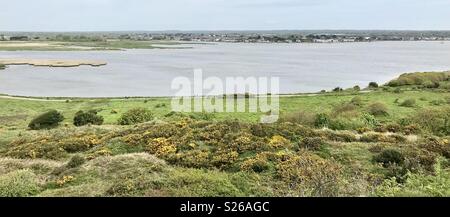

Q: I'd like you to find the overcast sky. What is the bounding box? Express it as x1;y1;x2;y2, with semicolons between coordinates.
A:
1;0;450;31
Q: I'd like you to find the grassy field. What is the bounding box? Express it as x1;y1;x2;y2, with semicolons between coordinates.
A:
0;73;449;197
0;89;448;129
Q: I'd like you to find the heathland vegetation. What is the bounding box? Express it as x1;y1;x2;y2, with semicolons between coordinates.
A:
0;71;449;197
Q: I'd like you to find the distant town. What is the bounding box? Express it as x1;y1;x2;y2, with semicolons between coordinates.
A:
1;30;450;43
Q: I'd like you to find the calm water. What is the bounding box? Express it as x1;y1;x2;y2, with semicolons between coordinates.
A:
1;41;450;97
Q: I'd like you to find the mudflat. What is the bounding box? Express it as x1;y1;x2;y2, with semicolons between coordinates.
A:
0;58;107;67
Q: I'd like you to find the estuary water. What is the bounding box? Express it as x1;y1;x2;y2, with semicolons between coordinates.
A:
1;41;450;97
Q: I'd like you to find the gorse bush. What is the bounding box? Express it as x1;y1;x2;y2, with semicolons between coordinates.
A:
73;110;104;126
241;155;270;173
387;72;450;87
333;102;358;115
375;158;450;197
412;107;450;136
67;155;86;168
400;99;416;107
373;149;405;167
367;102;389;116
419;137;450;158
28;110;64;130
350;96;364;106
314;113;330;128
118;108;153;125
328;117;365;131
299;137;323;150
276;152;342;196
0;170;40;197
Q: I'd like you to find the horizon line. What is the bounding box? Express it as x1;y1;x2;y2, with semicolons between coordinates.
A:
2;29;450;33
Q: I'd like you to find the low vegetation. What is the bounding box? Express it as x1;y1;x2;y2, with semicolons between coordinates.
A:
0;71;448;197
388;71;450;88
73;110;104;127
28;110;64;130
117;108;153;125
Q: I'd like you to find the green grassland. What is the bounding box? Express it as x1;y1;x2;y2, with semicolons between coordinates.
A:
0;72;449;197
0;89;448;129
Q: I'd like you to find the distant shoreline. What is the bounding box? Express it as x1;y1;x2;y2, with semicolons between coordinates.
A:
0;59;107;67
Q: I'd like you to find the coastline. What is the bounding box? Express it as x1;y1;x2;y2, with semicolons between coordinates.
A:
0;59;107;67
0;71;445;100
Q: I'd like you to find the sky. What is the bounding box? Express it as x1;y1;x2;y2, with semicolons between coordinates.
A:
1;0;450;31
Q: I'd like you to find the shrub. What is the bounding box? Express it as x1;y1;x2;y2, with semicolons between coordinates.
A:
73;110;104;126
400;99;416;107
268;135;292;149
419;137;450;158
402;124;421;135
169;150;211;168
279;110;315;127
189;112;216;121
320;130;358;142
276;152;342;196
368;82;379;88
314;113;330;128
28;110;64;130
439;82;450;90
385;123;402;133
353;85;361;91
6;139;68;160
211;150;239;169
0;64;5;70
299;137;323;150
241;156;270;173
118;108;153;125
423;81;440;88
387;72;450;87
0;170;40;197
375;158;450;197
67;155;86;168
412;107;450;136
328;117;365;131
393;88;403;93
367;102;389;116
61;135;101;153
350;96;364;106
361;133;406;143
333;87;343;92
403;149;438;173
373;149;405;167
361;113;378;127
146;138;177;158
333;102;358;115
154;103;166;108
